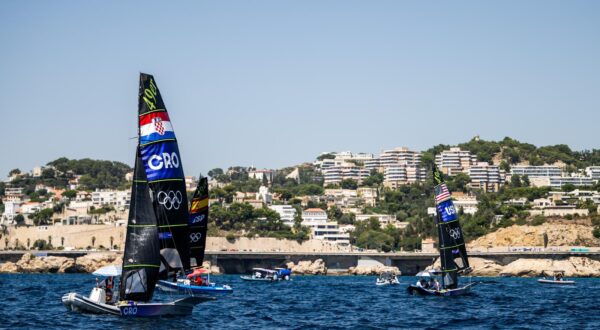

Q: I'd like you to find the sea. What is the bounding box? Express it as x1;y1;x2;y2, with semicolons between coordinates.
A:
1;274;599;329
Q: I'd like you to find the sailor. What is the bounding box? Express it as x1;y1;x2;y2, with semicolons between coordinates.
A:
105;276;114;303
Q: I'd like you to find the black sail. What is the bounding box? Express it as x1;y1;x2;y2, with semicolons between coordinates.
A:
432;166;470;289
137;73;191;277
119;153;160;302
188;177;209;268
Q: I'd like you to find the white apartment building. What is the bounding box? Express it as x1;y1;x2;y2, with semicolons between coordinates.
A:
333;151;374;161
184;176;197;191
585;166;600;180
510;165;561;178
379;147;422;167
269;205;296;225
468;162;503;192
301;208;349;245
256;186;273;204
91;189;131;210
357;187;378;207
549;176;595;189
435;147;477;175
322;163;370;185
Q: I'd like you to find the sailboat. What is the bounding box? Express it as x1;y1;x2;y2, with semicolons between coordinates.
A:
407;165;477;296
63;73;213;316
157;177;233;295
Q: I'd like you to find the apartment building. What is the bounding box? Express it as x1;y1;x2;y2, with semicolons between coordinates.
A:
585;166;600;180
511;165;561;178
322;162;370;185
301;208;350;245
91;189;131;210
435;147;477;175
269;204;297;226
468;162;504;192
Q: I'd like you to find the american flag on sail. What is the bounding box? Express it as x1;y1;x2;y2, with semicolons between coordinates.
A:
434;183;451;204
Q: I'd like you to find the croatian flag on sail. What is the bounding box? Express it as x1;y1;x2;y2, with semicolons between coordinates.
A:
434;183;451;204
139;111;176;144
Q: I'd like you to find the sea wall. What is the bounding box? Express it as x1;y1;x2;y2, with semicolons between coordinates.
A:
2;225;350;253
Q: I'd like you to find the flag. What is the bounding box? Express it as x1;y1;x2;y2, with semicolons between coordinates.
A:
434;183;451;203
139;111;176;144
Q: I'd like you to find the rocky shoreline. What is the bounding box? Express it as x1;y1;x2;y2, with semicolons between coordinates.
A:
2;253;600;277
429;256;600;277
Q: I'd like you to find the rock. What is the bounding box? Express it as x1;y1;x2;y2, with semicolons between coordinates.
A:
348;265;401;276
288;259;327;275
201;261;221;275
75;253;121;273
469;224;600;249
501;257;600;277
14;253;76;273
0;262;18;273
428;257;505;277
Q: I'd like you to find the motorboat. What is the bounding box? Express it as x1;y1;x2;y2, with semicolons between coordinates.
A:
376;271;400;286
157;268;233;295
538;270;575;285
240;268;280;282
62;265;121;315
274;267;292;281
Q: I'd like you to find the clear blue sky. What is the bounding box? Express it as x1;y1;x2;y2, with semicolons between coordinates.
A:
2;1;599;177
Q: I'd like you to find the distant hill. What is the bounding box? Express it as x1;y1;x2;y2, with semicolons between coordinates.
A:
426;137;600;169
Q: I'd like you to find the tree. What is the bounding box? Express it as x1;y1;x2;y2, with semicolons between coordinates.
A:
362;171;384;187
316;153;335;161
562;183;576;192
341;179;358;190
510;174;522;188
8;168;21;176
208;168;224;178
14;214;25;226
91;236;96;247
61;237;65;247
110;236;114;249
27;238;31;249
62;190;77;199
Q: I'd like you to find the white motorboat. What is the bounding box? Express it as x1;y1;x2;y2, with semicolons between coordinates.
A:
376;271;400;286
62;287;120;315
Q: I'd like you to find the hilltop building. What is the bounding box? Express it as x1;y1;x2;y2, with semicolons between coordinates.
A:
435;147;477;175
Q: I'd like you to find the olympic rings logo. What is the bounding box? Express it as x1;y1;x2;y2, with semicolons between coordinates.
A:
447;227;462;240
190;232;202;242
157;190;183;210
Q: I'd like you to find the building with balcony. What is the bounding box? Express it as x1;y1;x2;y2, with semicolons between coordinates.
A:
435;147;477;175
468;162;504;192
269;204;297;226
511;165;562;178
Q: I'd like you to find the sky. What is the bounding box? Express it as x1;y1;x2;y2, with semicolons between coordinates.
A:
1;0;599;177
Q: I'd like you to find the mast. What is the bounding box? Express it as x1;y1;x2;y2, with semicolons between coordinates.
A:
137;73;191;278
432;165;470;289
188;176;209;268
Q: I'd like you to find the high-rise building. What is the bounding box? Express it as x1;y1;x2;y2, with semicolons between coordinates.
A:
435;147;477;175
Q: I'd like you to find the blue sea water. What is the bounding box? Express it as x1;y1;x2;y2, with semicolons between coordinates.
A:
1;274;599;329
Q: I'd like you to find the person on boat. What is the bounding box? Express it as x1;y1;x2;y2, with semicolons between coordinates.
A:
429;278;440;291
193;275;203;286
555;273;563;281
416;279;426;288
105;276;114;303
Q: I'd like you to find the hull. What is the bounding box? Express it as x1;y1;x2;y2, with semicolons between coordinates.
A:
157;280;233;295
538;279;575;285
62;292;120;315
118;296;213;317
240;276;277;282
407;282;476;296
376;279;400;286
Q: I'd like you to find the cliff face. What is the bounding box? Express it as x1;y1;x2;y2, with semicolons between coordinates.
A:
468;223;600;249
500;257;600;277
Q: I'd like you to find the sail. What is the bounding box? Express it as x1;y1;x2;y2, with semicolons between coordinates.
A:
120;153;160;302
432;166;470;288
137;73;191;277
188;177;209;268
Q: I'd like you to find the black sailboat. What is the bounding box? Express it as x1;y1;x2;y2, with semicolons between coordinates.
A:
62;73;212;316
407;165;476;296
157;177;233;295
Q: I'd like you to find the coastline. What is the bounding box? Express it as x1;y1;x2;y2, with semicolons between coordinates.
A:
2;250;600;277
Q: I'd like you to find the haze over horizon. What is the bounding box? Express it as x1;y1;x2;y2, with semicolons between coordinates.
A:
2;1;600;177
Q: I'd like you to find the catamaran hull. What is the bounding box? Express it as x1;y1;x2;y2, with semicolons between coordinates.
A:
119;296;213;317
156;280;233;295
537;279;575;285
407;283;476;296
62;292;120;315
